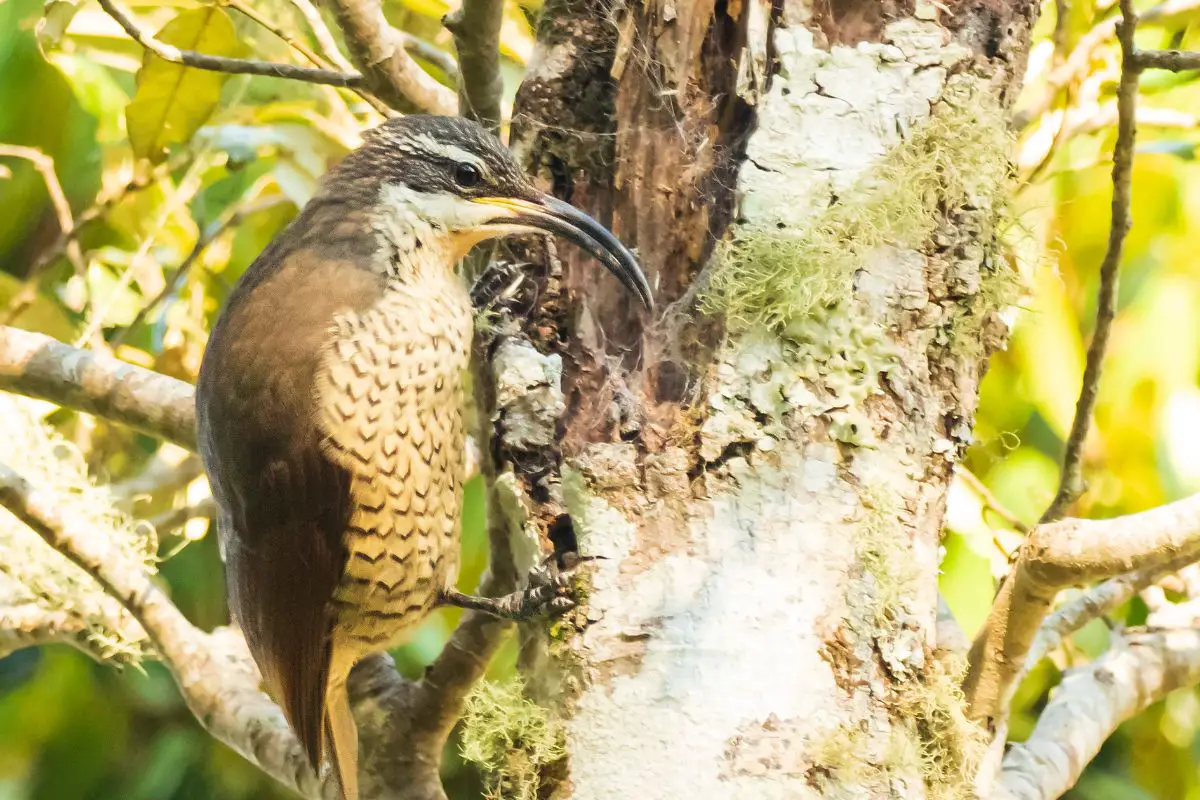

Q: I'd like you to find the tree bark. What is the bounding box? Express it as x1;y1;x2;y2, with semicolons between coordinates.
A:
467;1;1042;797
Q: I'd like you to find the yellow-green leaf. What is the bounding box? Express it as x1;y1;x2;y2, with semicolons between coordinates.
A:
35;0;83;56
125;7;246;164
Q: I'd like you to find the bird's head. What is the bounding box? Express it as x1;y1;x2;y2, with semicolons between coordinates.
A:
325;115;652;309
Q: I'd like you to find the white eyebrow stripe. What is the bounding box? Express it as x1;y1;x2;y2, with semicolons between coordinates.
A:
404;133;488;173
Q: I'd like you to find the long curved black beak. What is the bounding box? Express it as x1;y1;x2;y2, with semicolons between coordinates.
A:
474;194;653;309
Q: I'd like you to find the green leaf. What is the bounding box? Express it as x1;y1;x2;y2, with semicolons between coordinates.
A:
47;53;130;142
125;6;246;164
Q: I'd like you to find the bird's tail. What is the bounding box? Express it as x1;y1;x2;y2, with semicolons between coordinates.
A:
324;682;360;800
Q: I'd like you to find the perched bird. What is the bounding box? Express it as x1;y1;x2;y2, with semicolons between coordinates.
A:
195;115;651;799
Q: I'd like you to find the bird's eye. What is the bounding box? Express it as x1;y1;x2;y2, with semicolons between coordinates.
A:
454;163;482;188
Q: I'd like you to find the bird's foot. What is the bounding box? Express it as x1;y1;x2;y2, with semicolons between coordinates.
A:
437;558;577;621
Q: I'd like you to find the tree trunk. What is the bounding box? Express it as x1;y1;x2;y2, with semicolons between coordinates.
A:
468;1;1041;797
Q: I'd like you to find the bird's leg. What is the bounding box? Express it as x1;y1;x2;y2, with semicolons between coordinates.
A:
437;558;577;621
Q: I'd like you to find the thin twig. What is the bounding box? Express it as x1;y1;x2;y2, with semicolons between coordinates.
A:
3;157;186;326
98;0;364;89
227;0;329;68
285;0;355;70
286;0;458;83
957;466;1030;534
1016;0;1200;128
445;0;505;127
225;0;392;116
110;194;289;346
109;448;203;504
77;152;216;346
1040;0;1141;524
0;146;84;276
148;497;216;536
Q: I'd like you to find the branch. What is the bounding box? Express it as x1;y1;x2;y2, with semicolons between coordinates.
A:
413;481;521;736
0;600;93;661
322;0;458;114
1135;48;1200;71
1041;0;1140;524
99;0;365;89
963;490;1200;725
444;0;505;127
0;323;520;796
404;36;461;84
0;326;197;449
0;328;511;796
0;463;190;658
406;347;532;740
1021;550;1200;680
286;0;458;85
995;628;1200;800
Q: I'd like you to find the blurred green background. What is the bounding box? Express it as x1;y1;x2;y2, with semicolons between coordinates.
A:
0;0;1199;797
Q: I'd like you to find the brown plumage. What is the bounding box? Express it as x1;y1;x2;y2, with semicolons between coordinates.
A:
195;115;650;799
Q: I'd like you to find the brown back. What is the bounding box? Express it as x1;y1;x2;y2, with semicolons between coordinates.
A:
196;196;385;768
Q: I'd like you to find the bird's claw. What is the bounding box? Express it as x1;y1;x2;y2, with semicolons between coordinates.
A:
523;559;576;616
437;555;581;622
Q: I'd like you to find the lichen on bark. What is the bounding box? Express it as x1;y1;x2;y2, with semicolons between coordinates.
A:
491;1;1037;797
701;72;1017;341
460;676;565;800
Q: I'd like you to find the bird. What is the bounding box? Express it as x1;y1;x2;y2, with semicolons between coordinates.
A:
195;114;651;800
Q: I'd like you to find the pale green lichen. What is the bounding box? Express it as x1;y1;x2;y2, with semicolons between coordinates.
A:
698;319;900;460
0;395;155;662
895;657;986;800
460;677;565;800
807;718;925;797
856;488;921;627
844;487;985;800
808;665;982;800
701;90;1016;338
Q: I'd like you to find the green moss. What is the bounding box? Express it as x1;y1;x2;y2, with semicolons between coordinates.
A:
701;91;1015;337
460;677;565;800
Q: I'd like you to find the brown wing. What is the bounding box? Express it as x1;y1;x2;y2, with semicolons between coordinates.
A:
196;202;384;768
